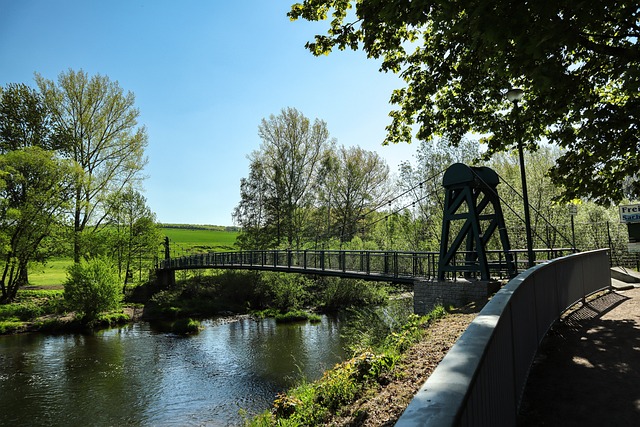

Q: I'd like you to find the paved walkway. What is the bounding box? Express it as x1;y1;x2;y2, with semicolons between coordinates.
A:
517;287;640;426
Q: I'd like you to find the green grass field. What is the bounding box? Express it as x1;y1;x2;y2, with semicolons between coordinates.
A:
162;227;239;253
25;226;240;288
28;258;73;288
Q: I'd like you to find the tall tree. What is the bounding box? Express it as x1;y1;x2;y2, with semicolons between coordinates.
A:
235;107;331;248
319;145;390;243
289;1;640;204
35;69;148;262
0;147;76;302
233;154;279;249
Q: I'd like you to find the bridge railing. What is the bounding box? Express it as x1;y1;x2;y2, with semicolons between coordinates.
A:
158;248;577;282
396;248;611;427
159;249;442;282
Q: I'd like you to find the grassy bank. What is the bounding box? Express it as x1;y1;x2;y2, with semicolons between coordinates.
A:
246;306;447;426
0;289;135;334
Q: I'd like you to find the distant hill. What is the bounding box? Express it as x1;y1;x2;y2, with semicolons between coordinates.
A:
159;223;241;232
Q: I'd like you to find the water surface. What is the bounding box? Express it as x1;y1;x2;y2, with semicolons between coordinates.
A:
0;315;347;426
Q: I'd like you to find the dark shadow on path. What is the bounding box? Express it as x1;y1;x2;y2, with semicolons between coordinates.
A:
518;291;640;426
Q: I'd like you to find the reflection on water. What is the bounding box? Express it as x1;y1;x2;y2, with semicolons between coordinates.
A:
0;315;347;426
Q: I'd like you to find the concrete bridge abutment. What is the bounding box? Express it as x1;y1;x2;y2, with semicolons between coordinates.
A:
413;279;501;315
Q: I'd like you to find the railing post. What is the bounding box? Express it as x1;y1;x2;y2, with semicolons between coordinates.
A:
320;250;325;271
366;251;371;275
394;252;399;278
384;252;389;275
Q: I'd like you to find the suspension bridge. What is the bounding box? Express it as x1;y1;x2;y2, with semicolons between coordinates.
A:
155;163;590;287
157;247;574;283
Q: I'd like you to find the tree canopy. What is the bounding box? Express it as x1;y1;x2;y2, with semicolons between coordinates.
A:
36;69;149;261
289;1;640;204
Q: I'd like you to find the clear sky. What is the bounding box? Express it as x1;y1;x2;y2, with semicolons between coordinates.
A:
0;0;418;226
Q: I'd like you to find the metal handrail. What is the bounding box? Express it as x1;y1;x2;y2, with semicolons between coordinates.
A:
396;248;611;426
157;248;577;282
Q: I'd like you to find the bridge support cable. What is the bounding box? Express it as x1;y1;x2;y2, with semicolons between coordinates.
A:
494;173;576;251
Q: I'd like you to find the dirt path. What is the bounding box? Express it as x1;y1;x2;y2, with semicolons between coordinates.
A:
518;288;640;426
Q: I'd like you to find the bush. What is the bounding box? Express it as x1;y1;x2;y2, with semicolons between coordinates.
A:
274;309;322;324
64;257;122;321
262;272;310;312
172;318;200;335
315;277;388;312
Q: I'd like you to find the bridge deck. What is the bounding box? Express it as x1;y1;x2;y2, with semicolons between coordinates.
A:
157;249;575;282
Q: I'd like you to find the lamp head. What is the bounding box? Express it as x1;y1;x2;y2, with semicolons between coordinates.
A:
506;88;524;103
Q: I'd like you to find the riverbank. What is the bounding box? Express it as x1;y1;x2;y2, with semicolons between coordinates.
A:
333;305;480;426
248;301;482;426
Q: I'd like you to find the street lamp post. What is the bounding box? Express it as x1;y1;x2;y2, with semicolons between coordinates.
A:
507;88;535;269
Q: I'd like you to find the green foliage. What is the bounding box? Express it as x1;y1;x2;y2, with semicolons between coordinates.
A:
171;318;201;335
261;272;311;312
0;320;23;334
247;305;446;426
275;309;321;324
64;257;122;321
0;289;65;319
289;1;640;205
0;146;77;302
315;277;388;312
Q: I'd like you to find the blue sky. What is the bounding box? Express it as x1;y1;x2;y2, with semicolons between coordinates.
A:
1;0;417;226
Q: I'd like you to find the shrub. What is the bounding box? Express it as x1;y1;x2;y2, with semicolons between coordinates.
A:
64;257;122;321
315;277;388;312
0;320;23;334
274;310;322;324
262;272;310;312
172;318;200;335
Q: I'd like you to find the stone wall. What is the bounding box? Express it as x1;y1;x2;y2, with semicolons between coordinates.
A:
413;279;500;315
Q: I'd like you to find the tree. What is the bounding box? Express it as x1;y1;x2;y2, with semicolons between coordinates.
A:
233;155;279;249
318;145;390;243
487;145;573;249
234;108;331;248
0;83;55;153
397;137;479;250
104;187;161;288
289;1;640;204
35;69;148;262
0;147;76;302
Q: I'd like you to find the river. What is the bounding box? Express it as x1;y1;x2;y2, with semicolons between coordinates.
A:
0;315;348;426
